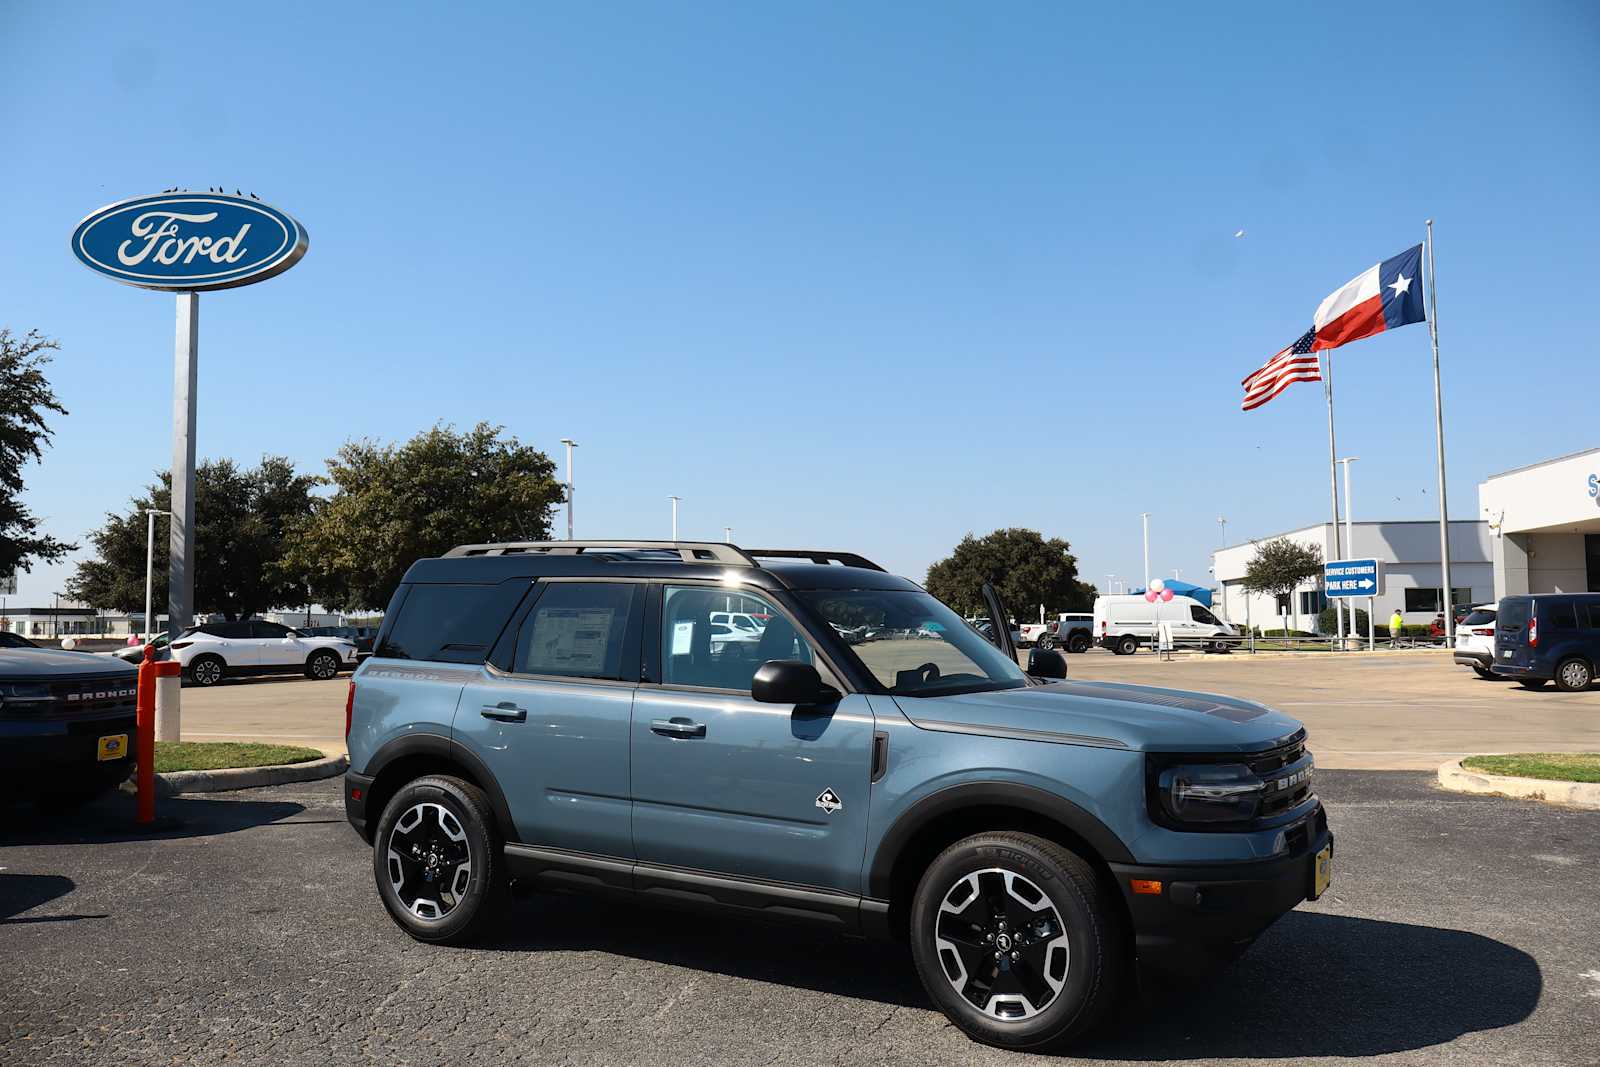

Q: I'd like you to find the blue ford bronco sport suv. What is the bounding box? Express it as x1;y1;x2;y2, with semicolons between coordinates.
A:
1;645;139;807
344;541;1331;1052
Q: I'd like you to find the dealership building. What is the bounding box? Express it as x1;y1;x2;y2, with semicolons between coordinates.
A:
1479;447;1600;598
1214;520;1492;632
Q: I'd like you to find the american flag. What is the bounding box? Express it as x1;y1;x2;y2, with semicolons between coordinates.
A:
1241;329;1319;411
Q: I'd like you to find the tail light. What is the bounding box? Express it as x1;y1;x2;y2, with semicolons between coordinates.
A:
1528;616;1539;648
1473;627;1493;636
344;680;356;739
171;640;193;650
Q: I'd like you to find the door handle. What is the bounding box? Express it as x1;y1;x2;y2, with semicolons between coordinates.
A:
481;701;528;723
650;717;706;738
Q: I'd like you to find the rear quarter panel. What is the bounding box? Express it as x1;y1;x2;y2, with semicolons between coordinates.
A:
347;659;476;773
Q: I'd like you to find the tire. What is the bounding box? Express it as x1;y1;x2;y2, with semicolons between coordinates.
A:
1471;664;1493;679
1517;679;1548;690
1555;657;1593;692
372;774;506;944
305;649;341;680
1067;632;1091;654
1114;635;1138;656
909;831;1126;1052
188;654;225;687
1036;635;1054;651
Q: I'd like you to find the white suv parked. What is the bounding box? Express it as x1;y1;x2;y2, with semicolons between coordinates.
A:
172;620;358;686
1453;604;1498;678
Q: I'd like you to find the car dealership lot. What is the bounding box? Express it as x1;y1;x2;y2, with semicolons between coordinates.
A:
2;772;1596;1066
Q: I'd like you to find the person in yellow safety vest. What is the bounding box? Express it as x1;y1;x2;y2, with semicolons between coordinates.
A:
1389;609;1404;648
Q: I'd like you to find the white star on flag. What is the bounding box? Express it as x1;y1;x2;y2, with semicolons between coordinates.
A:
1388;273;1412;297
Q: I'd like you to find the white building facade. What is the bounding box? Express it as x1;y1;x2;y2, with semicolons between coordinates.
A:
1213;520;1492;633
1480;447;1600;598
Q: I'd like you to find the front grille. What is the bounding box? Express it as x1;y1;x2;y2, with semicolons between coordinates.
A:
0;675;138;720
1245;731;1315;822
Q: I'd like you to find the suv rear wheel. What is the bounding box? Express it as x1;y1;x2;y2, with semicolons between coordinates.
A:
188;654;225;687
908;831;1125;1052
1555;657;1593;692
373;774;506;944
1067;632;1091;654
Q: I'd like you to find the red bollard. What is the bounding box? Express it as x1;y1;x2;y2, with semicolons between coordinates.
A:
136;644;157;825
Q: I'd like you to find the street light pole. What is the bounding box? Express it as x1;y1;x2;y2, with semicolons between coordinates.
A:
723;526;731;543
143;509;163;640
559;439;577;540
1140;513;1151;590
669;496;681;540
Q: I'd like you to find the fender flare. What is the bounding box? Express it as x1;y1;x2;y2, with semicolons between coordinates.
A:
364;732;518;842
866;780;1134;900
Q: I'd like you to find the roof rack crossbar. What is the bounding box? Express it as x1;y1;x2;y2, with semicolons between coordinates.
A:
745;549;886;572
443;540;759;566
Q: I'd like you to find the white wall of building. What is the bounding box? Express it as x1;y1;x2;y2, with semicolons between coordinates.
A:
1479;448;1600;599
1214;520;1491;633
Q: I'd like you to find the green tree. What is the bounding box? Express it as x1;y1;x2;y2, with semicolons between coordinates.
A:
68;457;318;621
0;329;75;577
1240;537;1323;631
285;423;562;611
924;528;1095;620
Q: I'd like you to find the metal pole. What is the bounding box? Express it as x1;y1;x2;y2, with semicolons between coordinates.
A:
560;439;576;540
168;292;199;641
1140;513;1150;589
1339;457;1360;648
1322;351;1345;648
669;496;680;540
1426;220;1455;641
723;526;731;543
144;510;156;640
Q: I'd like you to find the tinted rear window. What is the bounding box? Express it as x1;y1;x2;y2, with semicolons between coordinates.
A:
1499;599;1530;627
377;581;530;664
1459;609;1496;626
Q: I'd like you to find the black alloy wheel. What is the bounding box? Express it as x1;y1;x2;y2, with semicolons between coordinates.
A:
1067;632;1091;654
189;654;224;687
307;649;340;680
909;832;1124;1052
373;775;504;944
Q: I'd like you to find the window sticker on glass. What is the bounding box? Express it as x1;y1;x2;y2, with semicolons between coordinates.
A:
671;621;695;656
525;608;615;673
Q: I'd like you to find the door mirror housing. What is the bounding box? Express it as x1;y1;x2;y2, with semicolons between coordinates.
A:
752;660;840;706
1026;648;1068;680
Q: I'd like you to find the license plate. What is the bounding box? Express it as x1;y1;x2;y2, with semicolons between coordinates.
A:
1501;649;1513;658
97;734;129;761
1310;844;1332;899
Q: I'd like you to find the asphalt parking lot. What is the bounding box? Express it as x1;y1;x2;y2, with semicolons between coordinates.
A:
3;772;1596;1067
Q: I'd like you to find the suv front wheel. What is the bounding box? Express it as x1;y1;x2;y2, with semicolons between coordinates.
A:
908;831;1125;1052
373;774;506;944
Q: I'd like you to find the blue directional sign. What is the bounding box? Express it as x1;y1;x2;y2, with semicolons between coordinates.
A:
71;192;308;292
1324;558;1384;598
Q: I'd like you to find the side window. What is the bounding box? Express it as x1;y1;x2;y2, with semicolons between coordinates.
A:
1190;606;1219;625
376;581;530;664
661;586;811;691
1587;604;1600;629
1546;601;1579;630
253;621;293;639
513;583;639;680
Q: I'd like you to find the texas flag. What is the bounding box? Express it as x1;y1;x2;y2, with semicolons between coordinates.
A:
1312;244;1426;351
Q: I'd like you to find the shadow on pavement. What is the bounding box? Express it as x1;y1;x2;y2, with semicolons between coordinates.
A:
0;873;79;921
482;899;1539;1058
0;788;305;848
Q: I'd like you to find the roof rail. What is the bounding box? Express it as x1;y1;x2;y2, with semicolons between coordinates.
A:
443;540;759;566
745;549;886;572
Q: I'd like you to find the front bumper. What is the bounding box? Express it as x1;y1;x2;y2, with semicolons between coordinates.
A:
1109;808;1332;975
0;713;138;792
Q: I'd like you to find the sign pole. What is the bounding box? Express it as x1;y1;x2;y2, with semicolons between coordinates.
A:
168;293;199;641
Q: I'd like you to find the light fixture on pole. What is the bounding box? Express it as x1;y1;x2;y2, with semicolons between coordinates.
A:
559;439;577;540
669;496;681;540
1217;516;1228;548
723;526;732;543
1140;513;1151;589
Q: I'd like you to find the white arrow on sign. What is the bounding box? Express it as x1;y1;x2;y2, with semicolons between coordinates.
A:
1360;578;1374;589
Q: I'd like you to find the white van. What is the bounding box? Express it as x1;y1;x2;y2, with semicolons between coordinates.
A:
1092;594;1236;655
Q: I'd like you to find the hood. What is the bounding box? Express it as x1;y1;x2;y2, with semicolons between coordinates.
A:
0;648;141;680
894;679;1305;754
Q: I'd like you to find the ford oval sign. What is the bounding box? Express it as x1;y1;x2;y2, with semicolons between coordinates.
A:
71;192;308;291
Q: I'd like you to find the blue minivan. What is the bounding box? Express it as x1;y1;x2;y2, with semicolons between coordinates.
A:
343;540;1332;1052
1492;593;1600;691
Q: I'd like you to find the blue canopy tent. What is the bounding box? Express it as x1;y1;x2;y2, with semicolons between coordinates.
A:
1129;580;1214;608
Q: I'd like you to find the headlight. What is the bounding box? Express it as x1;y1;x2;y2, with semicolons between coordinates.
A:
1155;762;1265;824
0;681;54;715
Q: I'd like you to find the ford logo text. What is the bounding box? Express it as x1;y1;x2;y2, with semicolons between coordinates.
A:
71;192;308;291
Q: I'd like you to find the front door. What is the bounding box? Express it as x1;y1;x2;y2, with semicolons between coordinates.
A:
251;620;305;667
453;581;644;858
630;584;875;894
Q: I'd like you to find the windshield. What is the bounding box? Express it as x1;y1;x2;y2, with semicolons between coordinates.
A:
797;589;1028;697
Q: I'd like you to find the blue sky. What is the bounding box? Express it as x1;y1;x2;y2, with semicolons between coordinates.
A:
2;1;1597;610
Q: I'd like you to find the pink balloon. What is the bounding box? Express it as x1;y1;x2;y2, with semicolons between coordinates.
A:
1144;591;1158;602
1161;588;1175;601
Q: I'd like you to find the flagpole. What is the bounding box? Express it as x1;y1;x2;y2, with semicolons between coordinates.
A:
1322;350;1345;648
1426;219;1454;641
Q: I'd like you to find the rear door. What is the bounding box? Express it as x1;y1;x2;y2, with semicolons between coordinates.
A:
1496;597;1532;665
251;621;303;666
453;580;643;858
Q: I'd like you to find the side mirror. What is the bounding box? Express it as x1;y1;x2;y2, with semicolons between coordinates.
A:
1026;648;1068;680
752;660;840;706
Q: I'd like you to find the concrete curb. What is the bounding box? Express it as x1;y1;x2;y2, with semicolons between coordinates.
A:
1436;757;1600;810
123;754;349;797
